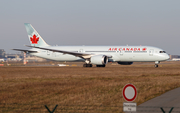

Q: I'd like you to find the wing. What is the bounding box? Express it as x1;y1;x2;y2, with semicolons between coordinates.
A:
12;49;38;53
25;45;112;59
25;45;93;59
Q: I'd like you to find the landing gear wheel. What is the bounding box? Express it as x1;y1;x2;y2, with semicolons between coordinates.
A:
83;64;92;67
154;64;158;68
83;64;86;67
96;65;106;67
88;64;92;67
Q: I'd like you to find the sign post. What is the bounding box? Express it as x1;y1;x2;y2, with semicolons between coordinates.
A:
123;83;137;112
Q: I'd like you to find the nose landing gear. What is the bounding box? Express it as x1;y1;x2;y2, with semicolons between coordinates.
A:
154;61;160;68
154;64;158;68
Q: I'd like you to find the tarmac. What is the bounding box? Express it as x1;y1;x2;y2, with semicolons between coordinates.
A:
137;87;180;113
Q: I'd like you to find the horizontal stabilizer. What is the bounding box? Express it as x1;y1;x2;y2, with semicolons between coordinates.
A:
12;49;38;53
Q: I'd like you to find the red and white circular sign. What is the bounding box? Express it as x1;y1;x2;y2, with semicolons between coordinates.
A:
123;83;137;102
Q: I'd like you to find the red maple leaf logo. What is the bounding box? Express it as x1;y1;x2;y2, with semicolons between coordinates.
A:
142;48;147;51
30;34;39;44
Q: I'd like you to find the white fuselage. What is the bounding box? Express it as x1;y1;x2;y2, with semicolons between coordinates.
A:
29;46;169;62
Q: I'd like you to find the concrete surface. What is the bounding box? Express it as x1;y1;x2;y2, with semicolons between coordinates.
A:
137;87;180;113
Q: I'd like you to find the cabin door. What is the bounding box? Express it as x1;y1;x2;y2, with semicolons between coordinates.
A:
149;49;154;56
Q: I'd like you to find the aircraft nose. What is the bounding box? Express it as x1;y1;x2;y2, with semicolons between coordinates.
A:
165;54;170;60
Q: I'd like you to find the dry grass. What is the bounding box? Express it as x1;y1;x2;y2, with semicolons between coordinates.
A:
0;61;180;112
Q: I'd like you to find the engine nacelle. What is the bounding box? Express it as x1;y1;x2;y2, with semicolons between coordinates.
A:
90;55;108;65
117;62;133;65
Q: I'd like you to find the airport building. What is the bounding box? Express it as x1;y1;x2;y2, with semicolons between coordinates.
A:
169;55;180;60
0;49;5;58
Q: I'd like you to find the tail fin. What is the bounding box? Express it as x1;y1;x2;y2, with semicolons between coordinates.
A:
24;23;49;47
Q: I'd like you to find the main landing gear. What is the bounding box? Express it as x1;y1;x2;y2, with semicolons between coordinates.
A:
83;64;106;67
154;61;160;68
96;65;106;67
83;64;93;67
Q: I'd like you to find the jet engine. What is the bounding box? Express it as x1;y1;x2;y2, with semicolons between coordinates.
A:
117;62;133;65
90;55;108;65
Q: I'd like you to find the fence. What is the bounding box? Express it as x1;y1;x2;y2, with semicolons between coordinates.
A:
1;103;180;113
0;103;121;113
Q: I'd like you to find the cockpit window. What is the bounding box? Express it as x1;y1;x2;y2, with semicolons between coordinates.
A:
159;51;166;53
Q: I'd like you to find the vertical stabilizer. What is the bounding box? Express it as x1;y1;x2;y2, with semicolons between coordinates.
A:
24;23;49;47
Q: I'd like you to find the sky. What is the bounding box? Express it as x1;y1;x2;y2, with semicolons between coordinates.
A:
0;0;180;55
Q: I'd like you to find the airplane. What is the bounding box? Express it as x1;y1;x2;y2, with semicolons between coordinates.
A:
13;23;170;68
